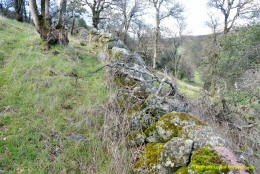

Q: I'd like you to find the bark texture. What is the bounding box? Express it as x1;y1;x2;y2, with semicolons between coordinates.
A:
29;0;69;47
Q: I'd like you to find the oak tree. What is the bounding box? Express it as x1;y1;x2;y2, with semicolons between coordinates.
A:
29;0;69;47
85;0;111;29
208;0;258;34
149;0;183;69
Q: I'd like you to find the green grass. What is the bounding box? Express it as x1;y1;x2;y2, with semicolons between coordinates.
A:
0;17;111;173
175;76;202;99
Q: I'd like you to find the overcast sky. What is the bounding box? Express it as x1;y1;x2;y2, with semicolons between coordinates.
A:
182;0;212;35
80;0;214;36
68;0;258;36
142;0;215;36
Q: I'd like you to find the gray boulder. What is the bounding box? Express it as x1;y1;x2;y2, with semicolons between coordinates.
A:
160;137;194;168
181;125;226;149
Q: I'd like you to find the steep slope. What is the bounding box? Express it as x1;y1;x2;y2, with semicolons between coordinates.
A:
0;17;110;173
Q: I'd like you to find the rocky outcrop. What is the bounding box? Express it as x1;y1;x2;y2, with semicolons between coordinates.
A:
84;29;249;174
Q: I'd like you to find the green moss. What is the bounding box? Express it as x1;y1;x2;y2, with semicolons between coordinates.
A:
189;146;229;174
134;143;164;169
175;166;188;174
169;112;206;126
127;131;145;141
127;101;147;115
144;112;206;142
146;107;166;117
113;50;123;58
244;160;254;174
114;74;138;87
144;123;157;136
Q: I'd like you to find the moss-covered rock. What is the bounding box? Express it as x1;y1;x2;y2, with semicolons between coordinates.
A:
127;101;148;115
134;142;165;172
175;166;188;174
134;138;194;173
114;73;139;87
126;131;146;147
188;145;229;174
160;137;193;168
144;112;205;143
130;113;156;131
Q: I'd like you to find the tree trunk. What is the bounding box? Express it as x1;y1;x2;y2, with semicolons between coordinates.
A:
153;9;160;69
14;0;24;22
224;14;228;34
44;0;50;26
22;2;28;22
29;0;41;34
71;11;75;35
15;12;23;22
210;53;218;97
174;55;181;77
29;0;50;38
29;0;69;46
56;0;67;29
123;19;131;43
92;12;100;29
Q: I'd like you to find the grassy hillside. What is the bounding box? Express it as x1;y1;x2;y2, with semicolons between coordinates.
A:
0;17;110;173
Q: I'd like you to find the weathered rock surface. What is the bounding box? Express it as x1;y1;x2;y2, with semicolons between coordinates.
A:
144;112;205;143
161;137;193;168
181;125;226;149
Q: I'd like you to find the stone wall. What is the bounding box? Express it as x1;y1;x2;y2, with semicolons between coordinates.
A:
84;29;250;174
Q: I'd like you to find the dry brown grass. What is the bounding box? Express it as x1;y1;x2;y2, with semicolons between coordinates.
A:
99;70;133;173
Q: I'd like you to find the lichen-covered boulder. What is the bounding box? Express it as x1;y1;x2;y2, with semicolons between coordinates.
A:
145;95;189;113
181;125;226;149
144;112;205;143
134;142;165;173
134;138;194;173
130;114;156;131
160;137;193;168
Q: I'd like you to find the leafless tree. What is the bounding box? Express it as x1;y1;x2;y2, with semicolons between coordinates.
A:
172;17;186;77
30;0;49;39
149;0;183;69
0;0;14;16
67;0;86;35
29;0;69;46
85;0;111;29
14;0;23;21
56;0;68;28
133;20;154;65
208;0;259;34
113;0;144;43
205;14;221;96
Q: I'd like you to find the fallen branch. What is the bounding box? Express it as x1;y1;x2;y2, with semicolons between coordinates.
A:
230;122;258;131
62;62;178;96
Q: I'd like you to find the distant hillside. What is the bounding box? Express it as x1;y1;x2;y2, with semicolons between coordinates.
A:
181;34;212;65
